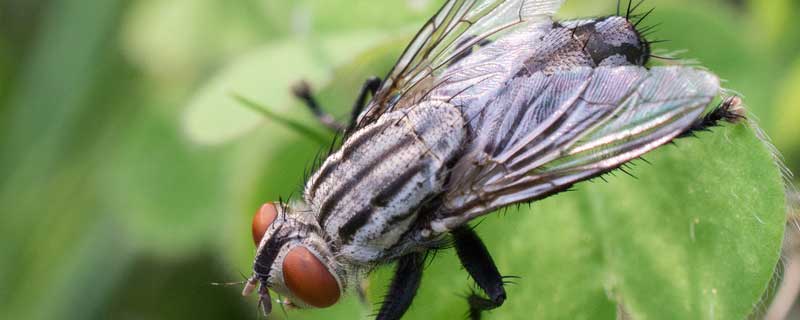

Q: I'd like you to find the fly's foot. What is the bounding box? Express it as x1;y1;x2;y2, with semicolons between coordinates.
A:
452;226;508;320
466;289;506;320
291;80;345;132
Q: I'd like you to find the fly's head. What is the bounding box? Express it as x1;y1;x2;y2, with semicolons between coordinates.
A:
567;15;651;67
245;202;344;315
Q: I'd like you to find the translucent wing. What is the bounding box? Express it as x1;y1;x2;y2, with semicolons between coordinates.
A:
431;66;721;231
355;0;565;130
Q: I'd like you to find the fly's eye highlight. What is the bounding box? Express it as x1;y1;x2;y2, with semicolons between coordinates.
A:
282;246;340;308
252;203;278;246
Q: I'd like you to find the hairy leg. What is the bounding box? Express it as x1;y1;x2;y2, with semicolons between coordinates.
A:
376;252;426;320
344;76;381;135
452;226;508;320
291;77;381;133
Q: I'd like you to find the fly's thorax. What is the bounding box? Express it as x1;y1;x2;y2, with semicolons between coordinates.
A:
305;101;466;264
564;15;650;66
513;16;650;78
251;202;346;310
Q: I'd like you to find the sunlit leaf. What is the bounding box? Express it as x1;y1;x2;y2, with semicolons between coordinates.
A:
182;31;392;145
748;0;793;49
121;0;275;87
773;58;800;176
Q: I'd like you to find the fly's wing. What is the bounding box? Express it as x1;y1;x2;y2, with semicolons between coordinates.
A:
355;0;566;130
432;66;721;231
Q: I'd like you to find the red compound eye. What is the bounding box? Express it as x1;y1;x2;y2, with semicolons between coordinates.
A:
282;246;340;308
252;203;278;246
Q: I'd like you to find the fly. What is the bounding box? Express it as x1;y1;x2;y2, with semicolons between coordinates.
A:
243;1;746;319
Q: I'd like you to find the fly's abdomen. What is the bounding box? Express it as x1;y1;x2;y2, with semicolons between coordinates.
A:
305;101;465;264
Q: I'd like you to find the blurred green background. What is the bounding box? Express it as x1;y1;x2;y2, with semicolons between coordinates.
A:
1;0;799;319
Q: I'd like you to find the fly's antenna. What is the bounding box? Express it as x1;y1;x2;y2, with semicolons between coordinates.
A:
210;278;249;287
210;271;251;291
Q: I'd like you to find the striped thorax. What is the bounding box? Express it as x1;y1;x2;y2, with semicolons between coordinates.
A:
249;101;465;308
307;100;465;264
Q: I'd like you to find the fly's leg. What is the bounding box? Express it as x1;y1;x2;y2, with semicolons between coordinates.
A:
452;226;507;320
375;252;426;320
291;80;342;132
291;77;381;133
344;76;381;135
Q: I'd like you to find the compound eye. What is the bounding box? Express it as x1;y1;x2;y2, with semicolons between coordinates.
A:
282;246;340;308
252;203;278;246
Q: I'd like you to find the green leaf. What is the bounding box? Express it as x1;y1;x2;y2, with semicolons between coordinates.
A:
182;30;391;145
97;106;231;256
302;0;437;32
121;0;436;93
121;0;279;87
0;1;131;319
255;0;439;37
748;0;796;51
231;94;330;144
773;57;800;177
570;124;785;320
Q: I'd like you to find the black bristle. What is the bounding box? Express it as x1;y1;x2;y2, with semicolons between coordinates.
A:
327;133;340;156
650;54;679;61
627;0;646;19
679;96;746;138
626;0;633;19
634;8;655;27
639;23;662;36
647;39;670;45
631;0;646;14
618;166;638;180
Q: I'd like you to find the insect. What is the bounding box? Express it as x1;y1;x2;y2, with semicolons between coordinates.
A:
243;0;746;319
